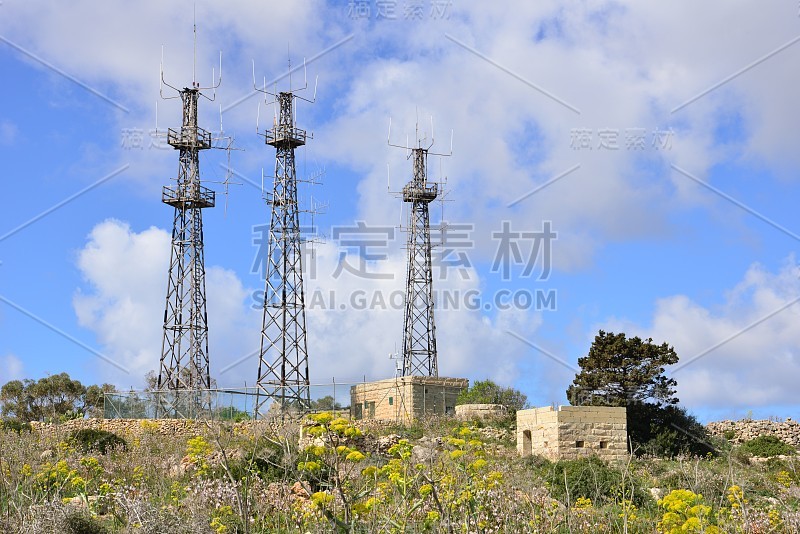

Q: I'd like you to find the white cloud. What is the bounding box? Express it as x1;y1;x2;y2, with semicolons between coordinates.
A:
3;2;797;265
73;220;172;385
74;219;540;391
8;1;798;413
0;354;24;384
598;257;800;416
296;241;541;386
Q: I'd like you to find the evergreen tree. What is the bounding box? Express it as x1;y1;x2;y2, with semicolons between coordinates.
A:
567;330;678;407
567;331;715;457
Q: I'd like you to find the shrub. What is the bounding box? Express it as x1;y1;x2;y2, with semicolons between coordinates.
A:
739;435;795;458
233;437;289;483
384;420;424;440
657;489;717;533
627;404;717;458
64;512;108;534
0;418;32;433
521;453;551;471
541;456;648;506
70;428;127;455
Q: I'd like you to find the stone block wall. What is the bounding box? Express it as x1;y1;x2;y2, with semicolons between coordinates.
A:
706;419;800;447
350;377;468;424
455;403;508;420
517;405;627;462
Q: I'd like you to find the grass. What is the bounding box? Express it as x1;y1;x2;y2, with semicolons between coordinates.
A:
0;416;798;532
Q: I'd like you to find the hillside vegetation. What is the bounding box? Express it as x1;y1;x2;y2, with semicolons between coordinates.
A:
0;414;799;533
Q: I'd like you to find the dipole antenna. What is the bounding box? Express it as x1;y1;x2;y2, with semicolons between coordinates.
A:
155;26;229;418
252;56;321;419
388;114;453;378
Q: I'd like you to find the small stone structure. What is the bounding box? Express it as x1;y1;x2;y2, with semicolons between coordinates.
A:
516;405;627;462
455;403;507;420
350;376;469;424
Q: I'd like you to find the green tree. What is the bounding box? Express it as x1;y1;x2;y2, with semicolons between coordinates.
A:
0;373;113;422
566;331;678;407
311;395;342;411
84;383;116;418
457;379;528;412
567;331;713;457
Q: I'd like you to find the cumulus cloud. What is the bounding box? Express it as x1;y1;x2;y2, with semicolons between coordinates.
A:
295;241;540;386
74;220;540;391
598;257;800;418
0;354;24;384
4;2;798;266
73;220;173;385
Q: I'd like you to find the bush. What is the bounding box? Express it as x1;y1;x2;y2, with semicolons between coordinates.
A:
0;418;32;433
70;428;127;454
739;435;795;458
541;456;648;506
232;438;290;483
627;403;717;458
521;453;551;471
64;512;108;534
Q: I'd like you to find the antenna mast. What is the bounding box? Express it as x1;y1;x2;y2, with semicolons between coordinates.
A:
388;115;452;377
253;57;318;418
156;27;223;417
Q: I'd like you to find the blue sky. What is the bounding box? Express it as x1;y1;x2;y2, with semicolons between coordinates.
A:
2;1;800;423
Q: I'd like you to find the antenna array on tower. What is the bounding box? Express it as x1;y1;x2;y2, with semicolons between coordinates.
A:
388;115;453;378
155;29;231;417
252;58;319;419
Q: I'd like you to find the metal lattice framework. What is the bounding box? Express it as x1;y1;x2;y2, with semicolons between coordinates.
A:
255;91;311;417
158;88;215;401
401;147;439;377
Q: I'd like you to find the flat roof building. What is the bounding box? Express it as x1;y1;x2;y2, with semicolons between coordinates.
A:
350;376;469;424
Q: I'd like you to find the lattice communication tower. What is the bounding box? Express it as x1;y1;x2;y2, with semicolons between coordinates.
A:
156;43;223;415
389;118;452;377
252;62;318;418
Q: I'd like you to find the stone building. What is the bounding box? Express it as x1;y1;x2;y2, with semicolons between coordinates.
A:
516;405;628;462
350;376;469;424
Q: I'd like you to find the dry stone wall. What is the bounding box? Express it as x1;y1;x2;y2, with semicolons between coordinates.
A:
706;419;800;447
29;418;296;438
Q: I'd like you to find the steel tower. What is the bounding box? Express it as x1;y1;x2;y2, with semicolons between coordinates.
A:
157;86;215;398
401;147;439;377
255;90;312;417
156;37;223;416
